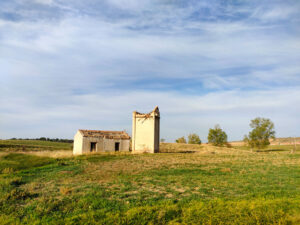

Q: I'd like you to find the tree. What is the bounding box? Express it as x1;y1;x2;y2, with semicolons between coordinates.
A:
208;125;228;146
244;117;275;149
188;133;201;144
175;136;187;143
160;138;166;143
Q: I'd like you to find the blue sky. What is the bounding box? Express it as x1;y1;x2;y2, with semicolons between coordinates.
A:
0;0;300;141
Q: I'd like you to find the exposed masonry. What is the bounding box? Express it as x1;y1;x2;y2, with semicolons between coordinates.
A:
73;130;130;155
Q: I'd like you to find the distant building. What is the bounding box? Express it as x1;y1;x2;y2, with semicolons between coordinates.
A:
132;106;160;153
73;130;130;155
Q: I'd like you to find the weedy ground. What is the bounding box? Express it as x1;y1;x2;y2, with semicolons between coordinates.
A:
0;140;300;224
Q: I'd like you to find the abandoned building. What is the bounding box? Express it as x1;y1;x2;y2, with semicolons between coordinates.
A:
73;130;130;155
73;106;160;155
132;106;160;153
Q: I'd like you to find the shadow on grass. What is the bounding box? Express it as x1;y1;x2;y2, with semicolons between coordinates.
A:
256;149;287;152
159;151;196;154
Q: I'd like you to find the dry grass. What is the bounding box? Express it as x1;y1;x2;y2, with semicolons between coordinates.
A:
0;150;73;158
160;142;244;154
160;142;204;152
1;142;242;160
229;137;300;146
0;152;7;157
24;150;73;158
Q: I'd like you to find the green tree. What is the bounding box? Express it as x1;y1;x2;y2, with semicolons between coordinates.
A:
188;133;201;144
244;117;275;149
175;136;187;143
208;125;228;146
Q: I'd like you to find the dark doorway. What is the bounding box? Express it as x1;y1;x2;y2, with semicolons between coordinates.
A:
90;142;97;152
115;142;120;152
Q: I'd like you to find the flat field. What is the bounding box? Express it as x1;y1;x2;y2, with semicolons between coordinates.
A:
0;140;300;224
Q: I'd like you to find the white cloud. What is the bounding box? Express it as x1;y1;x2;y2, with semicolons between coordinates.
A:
34;0;53;5
252;5;299;21
107;0;151;11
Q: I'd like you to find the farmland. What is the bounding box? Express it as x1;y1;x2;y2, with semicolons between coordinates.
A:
0;140;300;224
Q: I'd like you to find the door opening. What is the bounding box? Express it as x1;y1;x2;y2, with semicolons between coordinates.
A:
115;142;120;152
90;142;97;152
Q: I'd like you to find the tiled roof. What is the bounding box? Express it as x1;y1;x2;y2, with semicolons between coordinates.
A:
79;130;130;139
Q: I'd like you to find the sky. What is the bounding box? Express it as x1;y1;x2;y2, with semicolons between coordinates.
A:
0;0;300;142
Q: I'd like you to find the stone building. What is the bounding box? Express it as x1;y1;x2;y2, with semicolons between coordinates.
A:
132;106;160;153
73;130;130;155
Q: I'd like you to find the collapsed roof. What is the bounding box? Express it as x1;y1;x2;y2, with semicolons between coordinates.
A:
78;130;130;140
135;106;160;117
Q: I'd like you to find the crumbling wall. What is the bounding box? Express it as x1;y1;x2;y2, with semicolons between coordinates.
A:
73;131;130;155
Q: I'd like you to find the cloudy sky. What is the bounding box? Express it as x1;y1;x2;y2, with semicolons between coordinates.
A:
1;0;300;141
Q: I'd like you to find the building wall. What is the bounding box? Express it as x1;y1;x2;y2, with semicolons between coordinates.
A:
73;131;83;155
132;111;160;153
154;116;160;153
122;139;130;152
81;136;102;154
103;138;130;152
73;133;130;155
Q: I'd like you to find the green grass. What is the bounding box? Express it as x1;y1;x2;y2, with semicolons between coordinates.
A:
0;139;72;152
0;153;55;172
0;141;300;224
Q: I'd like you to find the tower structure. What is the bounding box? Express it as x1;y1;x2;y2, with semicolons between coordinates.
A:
132;106;160;153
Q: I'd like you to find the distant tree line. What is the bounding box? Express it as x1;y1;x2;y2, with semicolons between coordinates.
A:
175;134;202;145
174;117;276;149
9;137;73;143
175;125;227;146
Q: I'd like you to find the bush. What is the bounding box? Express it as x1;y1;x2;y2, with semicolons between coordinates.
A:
175;137;187;143
188;134;201;144
208;125;228;146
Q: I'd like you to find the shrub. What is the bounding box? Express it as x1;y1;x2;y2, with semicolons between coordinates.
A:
207;125;228;146
188;134;201;144
175;137;187;143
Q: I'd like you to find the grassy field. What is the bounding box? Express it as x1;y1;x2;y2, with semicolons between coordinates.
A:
0;140;300;224
0;140;73;152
